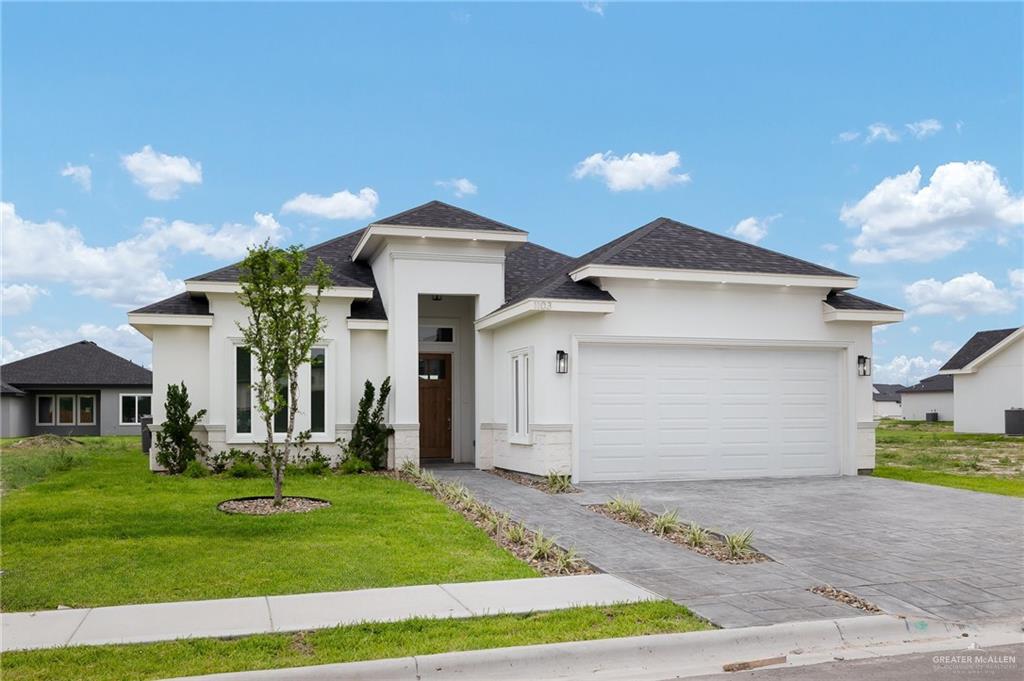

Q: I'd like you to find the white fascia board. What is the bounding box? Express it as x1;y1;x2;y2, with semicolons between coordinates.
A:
822;304;904;325
347;318;389;331
476;298;615;331
570;264;859;290
351;224;528;261
127;313;213;339
184;280;373;299
939;327;1024;375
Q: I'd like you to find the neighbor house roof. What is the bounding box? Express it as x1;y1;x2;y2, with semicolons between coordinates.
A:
1;341;152;387
374;200;525;233
940;327;1021;372
872;383;905;402
132;201;896;321
899;374;953;394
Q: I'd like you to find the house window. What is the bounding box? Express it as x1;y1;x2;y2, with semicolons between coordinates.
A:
57;395;76;425
236;346;252;434
78;395;96;426
36;395;54;425
120;394;152;425
310;348;326;433
510;349;531;443
418;325;454;343
273;360;289;433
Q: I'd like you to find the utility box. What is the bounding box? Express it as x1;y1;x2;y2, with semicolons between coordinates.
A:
1006;409;1024;436
925;411;939;422
141;417;153;453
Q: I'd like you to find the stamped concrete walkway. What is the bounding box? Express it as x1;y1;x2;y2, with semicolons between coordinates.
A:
432;468;1024;628
0;574;656;652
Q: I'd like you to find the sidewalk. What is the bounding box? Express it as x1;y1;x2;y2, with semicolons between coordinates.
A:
0;574;657;652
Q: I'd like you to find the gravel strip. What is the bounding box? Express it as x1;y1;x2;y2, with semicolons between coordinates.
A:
810;585;882;613
218;496;331;515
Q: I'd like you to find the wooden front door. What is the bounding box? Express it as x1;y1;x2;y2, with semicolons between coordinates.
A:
419;353;452;460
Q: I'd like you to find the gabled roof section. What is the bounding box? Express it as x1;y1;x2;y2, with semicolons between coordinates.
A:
899;374;953;394
504;242;613;305
940;327;1021;372
872;383;905;402
1;341;152;387
131;292;211;316
575;218;853;278
824;291;901;312
374;200;525;233
1;381;25;396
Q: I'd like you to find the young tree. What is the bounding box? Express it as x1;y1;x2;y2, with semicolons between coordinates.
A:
155;381;208;474
238;242;331;505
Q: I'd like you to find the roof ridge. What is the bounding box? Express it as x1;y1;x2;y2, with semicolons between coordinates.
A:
373;199;525;233
576;217;667;267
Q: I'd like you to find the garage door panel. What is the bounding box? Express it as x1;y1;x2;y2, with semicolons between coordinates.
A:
579;344;840;481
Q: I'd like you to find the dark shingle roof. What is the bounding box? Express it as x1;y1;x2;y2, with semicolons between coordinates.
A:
941;327;1020;371
132;292;211;316
873;383;905;402
576;218;853;278
899;374;953;394
1;381;25;396
375;200;525;233
1;341;152;387
825;291;902;312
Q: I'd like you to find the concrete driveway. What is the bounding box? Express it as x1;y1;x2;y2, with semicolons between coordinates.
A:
433;467;1023;628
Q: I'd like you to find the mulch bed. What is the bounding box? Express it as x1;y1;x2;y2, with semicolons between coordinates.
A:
395;471;594;577
810;585;882;613
217;496;331;515
588;505;771;564
9;435;84;449
490;468;579;494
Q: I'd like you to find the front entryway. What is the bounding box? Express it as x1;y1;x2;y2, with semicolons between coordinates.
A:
418;352;452;460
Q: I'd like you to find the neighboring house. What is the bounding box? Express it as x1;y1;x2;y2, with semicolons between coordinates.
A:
129;200;903;481
898;375;954;422
0;341;153;438
940;327;1023;434
872;383;904;419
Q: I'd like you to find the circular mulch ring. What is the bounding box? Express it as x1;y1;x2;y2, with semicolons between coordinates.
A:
217;496;331;515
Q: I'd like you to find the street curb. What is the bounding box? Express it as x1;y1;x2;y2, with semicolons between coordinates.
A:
160;615;1023;681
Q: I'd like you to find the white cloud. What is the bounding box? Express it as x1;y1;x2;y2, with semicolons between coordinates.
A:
842;161;1024;263
582;1;605;15
1;324;151;367
435;178;478;198
906;119;942;140
121;145;202;200
836;131;860;143
865;123;900;143
1;284;49;316
572;151;691;191
821;243;839;252
729;214;780;244
139;213;286;260
910;325;921;334
1009;268;1024;293
1;203;287;308
955;120;965;134
281;187;379;220
60;163;92;192
904;272;1017;319
930;340;958;358
872;355;944;385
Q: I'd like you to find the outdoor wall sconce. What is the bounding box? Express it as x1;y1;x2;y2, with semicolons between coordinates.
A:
555;350;569;374
857;355;871;376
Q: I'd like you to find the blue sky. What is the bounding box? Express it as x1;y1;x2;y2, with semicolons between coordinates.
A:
2;2;1022;384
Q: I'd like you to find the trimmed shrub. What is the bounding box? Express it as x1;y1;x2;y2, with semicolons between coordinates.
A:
155;382;208;474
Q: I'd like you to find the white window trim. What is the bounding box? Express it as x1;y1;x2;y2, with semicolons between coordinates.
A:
309;345;329;435
56;395;77;426
120;393;152;426
77;394;96;426
509;347;533;445
35;394;55;426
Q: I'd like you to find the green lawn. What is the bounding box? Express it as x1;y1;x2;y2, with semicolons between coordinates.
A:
0;436;535;611
874;420;1024;497
0;601;710;681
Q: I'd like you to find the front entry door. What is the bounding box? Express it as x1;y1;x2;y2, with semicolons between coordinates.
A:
419;353;452;460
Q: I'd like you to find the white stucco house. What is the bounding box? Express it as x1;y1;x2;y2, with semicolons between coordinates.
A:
898;375;954;422
129;201;903;482
872;384;904;419
940;326;1023;434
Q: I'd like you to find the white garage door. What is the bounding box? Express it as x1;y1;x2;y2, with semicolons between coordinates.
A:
578;344;841;482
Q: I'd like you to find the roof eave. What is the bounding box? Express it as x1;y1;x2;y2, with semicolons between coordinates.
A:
351;224;529;262
183;280;374;299
822;304;905;325
570;264;859;290
475;298;616;331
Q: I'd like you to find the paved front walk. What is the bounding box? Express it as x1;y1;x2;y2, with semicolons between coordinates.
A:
0;574;656;652
432;469;1023;628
